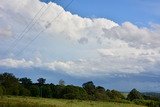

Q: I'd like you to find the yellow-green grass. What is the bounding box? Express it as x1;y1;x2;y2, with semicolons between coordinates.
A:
0;96;146;107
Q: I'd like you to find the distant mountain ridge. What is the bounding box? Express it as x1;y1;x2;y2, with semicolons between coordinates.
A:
143;92;160;99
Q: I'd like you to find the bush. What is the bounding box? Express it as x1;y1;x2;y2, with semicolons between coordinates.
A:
63;93;77;99
19;86;30;96
62;85;88;100
41;85;52;98
133;99;160;107
29;85;40;97
0;85;3;97
127;89;143;101
106;89;125;100
0;73;19;95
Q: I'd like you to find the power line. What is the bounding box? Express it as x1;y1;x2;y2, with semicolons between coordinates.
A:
5;4;46;54
6;1;54;55
15;0;74;57
14;3;52;42
15;30;43;57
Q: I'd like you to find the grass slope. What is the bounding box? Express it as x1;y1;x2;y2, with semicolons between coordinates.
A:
0;96;146;107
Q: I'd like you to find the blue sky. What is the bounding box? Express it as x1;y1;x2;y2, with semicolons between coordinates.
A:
43;0;160;26
0;0;160;92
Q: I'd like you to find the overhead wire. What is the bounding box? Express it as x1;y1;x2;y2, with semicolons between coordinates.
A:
15;0;74;57
5;1;54;55
5;3;46;54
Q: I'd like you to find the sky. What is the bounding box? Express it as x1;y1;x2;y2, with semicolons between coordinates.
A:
0;0;160;92
46;0;160;26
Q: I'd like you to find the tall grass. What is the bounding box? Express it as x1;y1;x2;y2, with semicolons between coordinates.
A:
0;96;146;107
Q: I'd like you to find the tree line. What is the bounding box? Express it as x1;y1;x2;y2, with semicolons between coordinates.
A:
0;72;160;107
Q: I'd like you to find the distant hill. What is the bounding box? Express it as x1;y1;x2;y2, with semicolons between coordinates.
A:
143;92;160;99
121;92;160;100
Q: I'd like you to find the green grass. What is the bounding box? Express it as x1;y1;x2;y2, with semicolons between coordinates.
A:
0;96;146;107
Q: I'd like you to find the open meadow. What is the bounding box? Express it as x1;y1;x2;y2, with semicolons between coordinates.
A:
0;96;146;107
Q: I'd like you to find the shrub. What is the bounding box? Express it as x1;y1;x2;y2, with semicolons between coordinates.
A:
0;85;3;97
127;89;143;101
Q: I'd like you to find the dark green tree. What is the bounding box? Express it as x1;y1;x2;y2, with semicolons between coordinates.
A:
0;85;4;97
62;85;78;99
37;78;46;85
82;81;96;100
19;85;30;96
106;89;113;99
19;77;32;87
106;89;125;100
95;86;109;100
82;81;95;95
77;86;88;100
49;83;56;98
54;85;65;98
127;88;143;101
41;85;52;98
29;85;40;97
62;85;88;100
0;73;19;95
110;90;125;100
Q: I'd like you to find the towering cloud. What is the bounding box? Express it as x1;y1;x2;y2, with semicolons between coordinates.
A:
0;0;160;77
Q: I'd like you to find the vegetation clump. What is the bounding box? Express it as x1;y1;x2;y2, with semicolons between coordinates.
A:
0;72;160;107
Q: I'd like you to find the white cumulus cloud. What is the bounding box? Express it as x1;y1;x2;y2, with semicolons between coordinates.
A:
0;0;160;77
0;58;34;68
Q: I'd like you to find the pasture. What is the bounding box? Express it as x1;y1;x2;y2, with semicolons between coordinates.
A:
0;96;146;107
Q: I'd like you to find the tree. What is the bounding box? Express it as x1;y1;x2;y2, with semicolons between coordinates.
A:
77;87;88;100
41;85;52;98
37;78;46;98
19;77;32;88
62;85;88;100
95;86;109;100
82;81;95;95
19;85;30;96
29;85;40;97
82;81;96;100
106;89;125;100
0;85;4;97
19;77;32;85
110;90;125;100
59;79;65;86
127;88;143;101
54;85;65;98
37;78;46;85
62;85;80;99
96;86;105;92
0;73;19;95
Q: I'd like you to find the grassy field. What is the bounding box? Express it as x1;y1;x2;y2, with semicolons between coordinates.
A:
0;96;146;107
